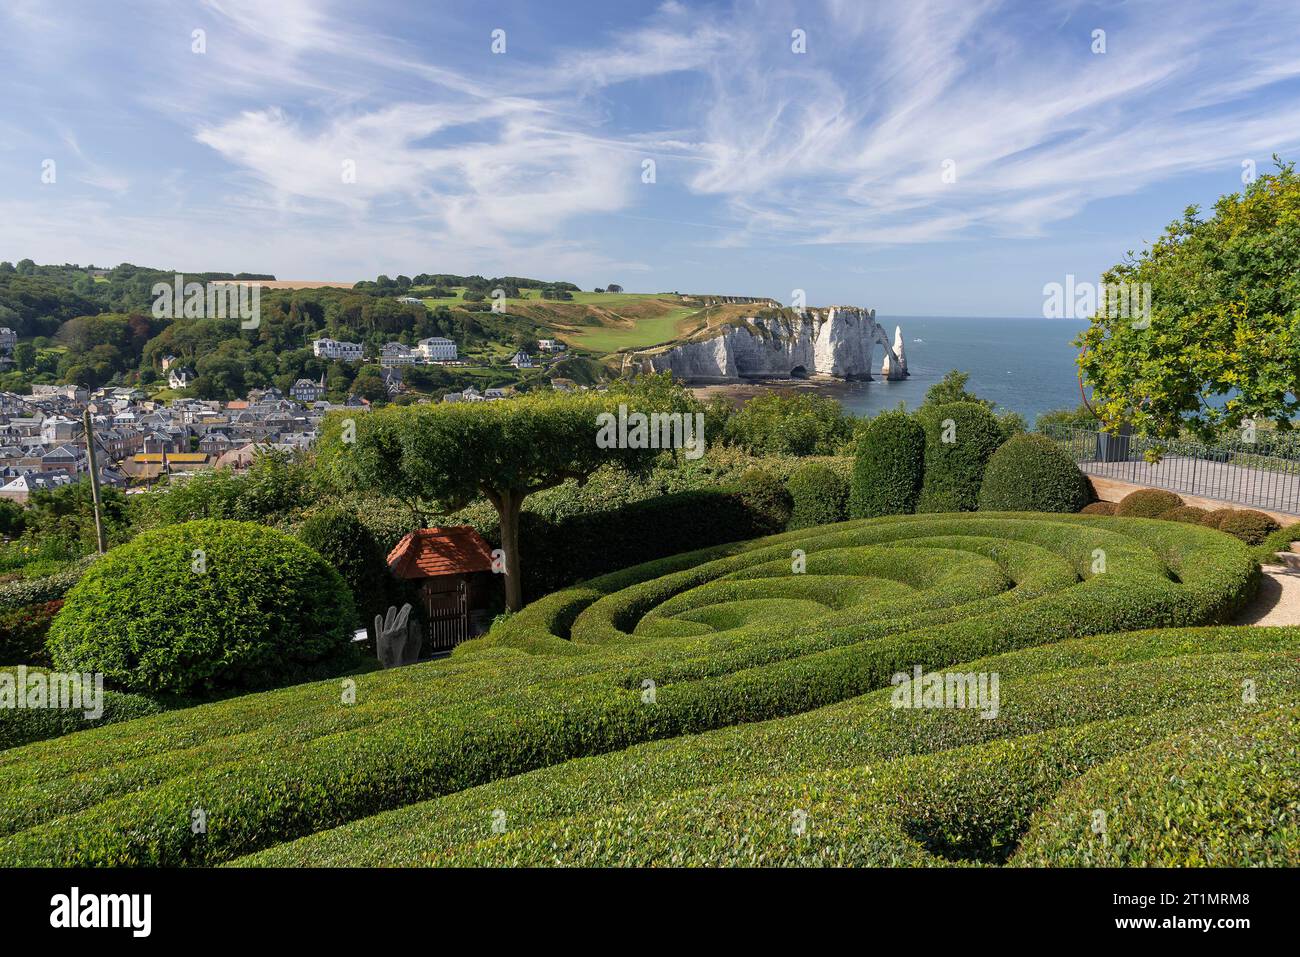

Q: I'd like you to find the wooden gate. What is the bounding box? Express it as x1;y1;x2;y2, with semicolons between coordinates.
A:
422;577;469;652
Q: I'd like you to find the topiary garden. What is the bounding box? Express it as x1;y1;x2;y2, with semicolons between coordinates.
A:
0;511;1276;867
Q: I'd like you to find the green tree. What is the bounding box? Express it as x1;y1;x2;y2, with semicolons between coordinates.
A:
1078;158;1300;440
318;384;695;610
12;341;35;372
921;370;991;409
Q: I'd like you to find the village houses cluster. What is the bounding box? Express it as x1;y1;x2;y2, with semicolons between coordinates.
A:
0;332;586;502
0;382;355;503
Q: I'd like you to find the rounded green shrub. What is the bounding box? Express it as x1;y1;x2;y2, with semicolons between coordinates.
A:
735;468;793;534
1200;508;1237;529
916;402;1005;513
46;520;359;697
786;462;849;529
1115;488;1183;517
1159;505;1208;524
1080;501;1117;515
297;507;391;627
849;410;925;518
1216;508;1281;545
977;433;1090;513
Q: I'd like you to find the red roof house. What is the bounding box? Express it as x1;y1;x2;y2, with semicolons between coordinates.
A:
386;527;499;651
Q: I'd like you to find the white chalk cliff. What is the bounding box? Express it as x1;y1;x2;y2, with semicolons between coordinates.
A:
624;306;908;382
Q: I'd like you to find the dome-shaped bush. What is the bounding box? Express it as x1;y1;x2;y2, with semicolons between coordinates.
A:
1216;509;1280;545
1115;488;1183;517
849;410;925;518
786;462;849;529
916;402;1005;513
297;507;392;628
1080;501;1117;515
976;433;1090;513
46;520;359;697
1201;508;1237;529
1159;505;1209;524
735;468;793;535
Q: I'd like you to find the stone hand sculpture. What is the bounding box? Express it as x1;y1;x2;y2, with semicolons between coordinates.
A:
375;603;423;669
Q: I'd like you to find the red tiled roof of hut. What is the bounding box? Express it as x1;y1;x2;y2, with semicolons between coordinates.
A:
386;526;494;579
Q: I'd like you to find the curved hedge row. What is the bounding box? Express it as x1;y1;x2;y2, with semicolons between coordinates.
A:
0;513;1259;866
0;667;164;752
237;625;1300;866
1014;706;1300;866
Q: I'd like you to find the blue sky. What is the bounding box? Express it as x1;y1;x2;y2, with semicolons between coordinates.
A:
2;0;1299;316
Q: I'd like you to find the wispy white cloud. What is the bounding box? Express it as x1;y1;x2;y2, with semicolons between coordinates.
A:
3;0;1300;283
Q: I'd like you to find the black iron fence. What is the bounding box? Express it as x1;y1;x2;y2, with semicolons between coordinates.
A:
1043;425;1300;515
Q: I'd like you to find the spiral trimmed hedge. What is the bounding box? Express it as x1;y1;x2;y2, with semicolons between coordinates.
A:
0;512;1259;867
241;624;1300;867
44;520;360;697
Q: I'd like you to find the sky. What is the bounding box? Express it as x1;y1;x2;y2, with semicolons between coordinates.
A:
2;0;1299;316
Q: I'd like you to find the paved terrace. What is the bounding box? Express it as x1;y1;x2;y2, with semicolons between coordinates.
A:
1080;455;1300;517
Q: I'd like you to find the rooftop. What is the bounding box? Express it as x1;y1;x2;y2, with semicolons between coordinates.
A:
386;526;495;579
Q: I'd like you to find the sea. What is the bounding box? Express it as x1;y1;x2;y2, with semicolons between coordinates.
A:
824;316;1092;425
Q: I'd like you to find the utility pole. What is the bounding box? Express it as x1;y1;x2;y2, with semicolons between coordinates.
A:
82;408;107;554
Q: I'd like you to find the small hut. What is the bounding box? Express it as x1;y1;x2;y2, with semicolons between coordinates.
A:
386;527;499;652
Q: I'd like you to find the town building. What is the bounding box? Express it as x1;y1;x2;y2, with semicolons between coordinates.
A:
380;342;418;368
418;337;458;361
289;377;325;404
312;338;365;361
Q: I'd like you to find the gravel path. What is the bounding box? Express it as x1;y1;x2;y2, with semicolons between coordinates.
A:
1232;563;1300;626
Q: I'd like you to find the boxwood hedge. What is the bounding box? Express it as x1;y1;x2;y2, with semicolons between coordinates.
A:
238;625;1300;866
0;512;1259;867
978;433;1090;513
849;411;925;518
44;520;359;698
785;462;849;529
917;403;1004;513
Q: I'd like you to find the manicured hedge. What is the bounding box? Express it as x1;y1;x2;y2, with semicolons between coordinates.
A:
1201;508;1237;529
518;489;767;600
238;624;1300;866
1115;489;1182;517
1252;521;1300;564
1215;508;1280;545
1015;706;1300;866
0;513;1257;866
0;667;163;751
1080;501;1116;515
45;520;359;698
1159;505;1208;524
297;507;392;628
916;403;1004;513
850;411;925;518
734;468;793;535
978;434;1090;513
786;462;849;529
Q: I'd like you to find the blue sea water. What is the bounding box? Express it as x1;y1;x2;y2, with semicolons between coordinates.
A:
825;316;1092;424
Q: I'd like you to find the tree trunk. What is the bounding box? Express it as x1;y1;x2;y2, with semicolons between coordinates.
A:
496;491;525;611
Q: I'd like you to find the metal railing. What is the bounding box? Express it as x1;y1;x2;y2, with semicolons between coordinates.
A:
1043;425;1300;515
